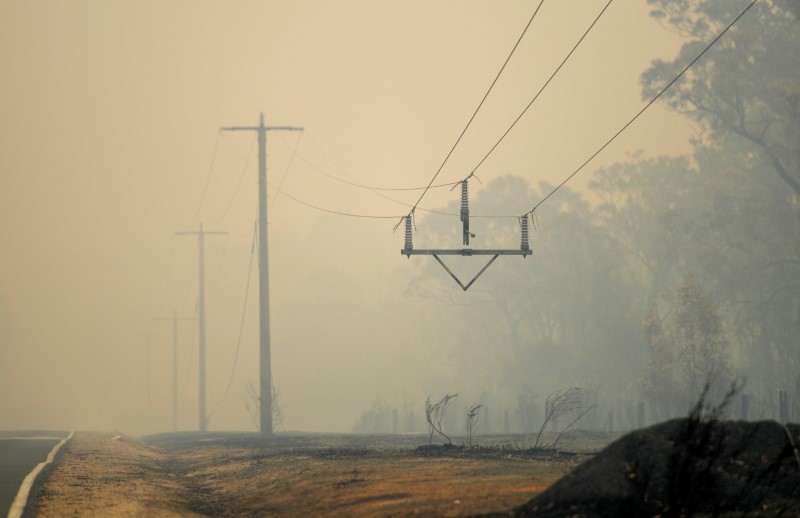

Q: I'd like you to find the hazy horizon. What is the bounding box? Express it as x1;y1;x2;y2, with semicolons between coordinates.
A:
5;0;767;436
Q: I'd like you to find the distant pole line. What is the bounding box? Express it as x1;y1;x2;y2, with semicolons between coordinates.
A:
155;310;194;432
175;223;227;432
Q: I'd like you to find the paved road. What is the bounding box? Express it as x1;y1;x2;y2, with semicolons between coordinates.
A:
0;431;69;516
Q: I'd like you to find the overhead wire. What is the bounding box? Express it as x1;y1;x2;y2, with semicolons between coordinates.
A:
284;135;459;191
409;0;546;216
269;132;303;212
462;0;614;183
525;0;759;215
182;297;200;401
208;1;758;227
190;131;222;227
216;132;256;224
155;235;177;317
211;220;257;409
222;132;403;218
269;184;404;219
230;132;516;219
302;132;484;218
276;133;461;214
289;135;425;209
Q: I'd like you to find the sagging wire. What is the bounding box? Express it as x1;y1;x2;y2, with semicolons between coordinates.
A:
190;130;222;227
210;220;257;410
269;131;303;213
438;0;614;226
408;0;547;218
216;132;256;224
523;0;759;216
464;0;614;181
278;133;461;191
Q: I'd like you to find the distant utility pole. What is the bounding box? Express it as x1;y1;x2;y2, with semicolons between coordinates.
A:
221;113;302;435
176;222;227;432
155;310;194;432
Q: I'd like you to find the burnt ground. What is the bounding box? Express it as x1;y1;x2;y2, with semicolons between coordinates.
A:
507;419;800;517
34;431;605;517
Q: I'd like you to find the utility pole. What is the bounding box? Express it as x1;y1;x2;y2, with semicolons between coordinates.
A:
155;310;194;431
176;223;227;432
221;113;302;435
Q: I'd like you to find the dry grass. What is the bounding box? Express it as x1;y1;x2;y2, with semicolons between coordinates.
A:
36;432;202;517
35;431;609;517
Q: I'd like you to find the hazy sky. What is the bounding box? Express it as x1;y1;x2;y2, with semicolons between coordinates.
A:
0;0;692;433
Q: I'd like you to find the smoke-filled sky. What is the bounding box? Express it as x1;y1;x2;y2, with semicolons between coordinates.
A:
0;0;692;434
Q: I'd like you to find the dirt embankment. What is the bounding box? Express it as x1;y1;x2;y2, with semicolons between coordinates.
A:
35;432;594;517
510;419;800;517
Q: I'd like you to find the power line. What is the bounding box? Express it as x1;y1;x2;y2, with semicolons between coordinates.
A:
269;0;754;222
332;0;756;220
222;121;519;219
182;297;200;400
212;221;257;408
278;132;461;212
410;0;546;216
282;134;458;191
155;234;177;317
269;132;303;212
273;181;518;219
226;125;519;219
527;0;759;215
265;164;518;219
216;132;256;223
190;131;222;227
465;0;613;181
270;183;404;219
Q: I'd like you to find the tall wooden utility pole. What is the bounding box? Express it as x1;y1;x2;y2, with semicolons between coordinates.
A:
176;223;226;432
221;113;302;435
155;310;194;431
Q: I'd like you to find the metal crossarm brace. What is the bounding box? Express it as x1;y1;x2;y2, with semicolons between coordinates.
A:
432;254;499;291
402;248;530;291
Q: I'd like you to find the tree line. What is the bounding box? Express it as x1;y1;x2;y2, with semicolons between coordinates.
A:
396;0;799;429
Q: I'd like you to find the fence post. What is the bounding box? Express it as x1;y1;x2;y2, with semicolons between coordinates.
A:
779;390;788;423
637;401;645;429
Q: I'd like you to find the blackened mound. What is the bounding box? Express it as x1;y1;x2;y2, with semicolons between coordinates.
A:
512;419;800;517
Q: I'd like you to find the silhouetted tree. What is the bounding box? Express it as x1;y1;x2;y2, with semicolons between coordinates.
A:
644;0;800;196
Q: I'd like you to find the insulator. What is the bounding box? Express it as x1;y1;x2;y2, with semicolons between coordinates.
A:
404;215;413;251
460;181;469;218
460;181;472;245
520;214;530;251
